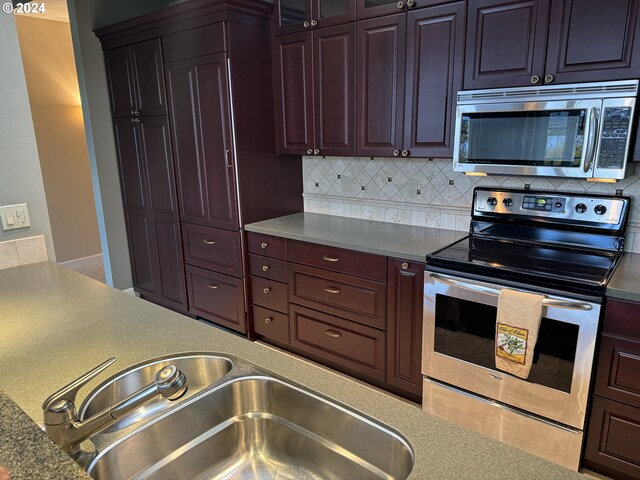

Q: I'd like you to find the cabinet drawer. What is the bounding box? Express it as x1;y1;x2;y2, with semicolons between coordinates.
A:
183;223;243;277
604;298;640;338
287;240;386;281
250;276;288;313
584;396;640;480
247;232;286;259
595;333;640;408
290;305;385;381
289;264;386;329
186;265;245;333
252;305;289;344
248;254;287;282
162;23;226;63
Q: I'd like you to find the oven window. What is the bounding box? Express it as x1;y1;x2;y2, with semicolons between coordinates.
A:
458;110;585;167
434;295;578;393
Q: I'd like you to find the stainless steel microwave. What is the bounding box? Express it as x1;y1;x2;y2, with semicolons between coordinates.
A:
453;80;639;180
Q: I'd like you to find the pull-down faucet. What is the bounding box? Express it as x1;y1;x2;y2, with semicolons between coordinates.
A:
43;358;187;459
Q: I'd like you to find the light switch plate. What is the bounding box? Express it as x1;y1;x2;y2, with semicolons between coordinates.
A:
0;204;30;231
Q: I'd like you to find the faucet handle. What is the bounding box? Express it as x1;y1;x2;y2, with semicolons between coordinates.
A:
42;357;116;412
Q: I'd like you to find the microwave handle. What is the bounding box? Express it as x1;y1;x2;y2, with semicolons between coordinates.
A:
429;273;593;311
583;107;600;174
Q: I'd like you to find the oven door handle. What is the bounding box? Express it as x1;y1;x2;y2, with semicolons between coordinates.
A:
429;273;593;311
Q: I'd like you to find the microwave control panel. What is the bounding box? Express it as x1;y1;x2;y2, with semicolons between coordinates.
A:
597;107;632;169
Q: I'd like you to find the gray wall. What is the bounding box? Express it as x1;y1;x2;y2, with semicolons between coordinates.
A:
66;0;175;288
0;13;55;261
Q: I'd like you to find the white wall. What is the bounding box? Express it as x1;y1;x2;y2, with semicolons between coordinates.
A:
0;13;55;261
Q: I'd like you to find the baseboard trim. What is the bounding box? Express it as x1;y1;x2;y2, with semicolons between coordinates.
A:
58;253;103;271
121;287;136;295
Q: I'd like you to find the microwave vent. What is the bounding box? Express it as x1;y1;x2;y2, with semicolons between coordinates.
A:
458;80;639;103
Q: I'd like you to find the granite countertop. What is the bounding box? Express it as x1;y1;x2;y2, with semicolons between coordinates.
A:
607;252;640;302
244;212;467;262
0;262;586;479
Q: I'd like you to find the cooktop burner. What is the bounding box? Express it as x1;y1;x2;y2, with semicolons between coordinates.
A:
427;188;631;296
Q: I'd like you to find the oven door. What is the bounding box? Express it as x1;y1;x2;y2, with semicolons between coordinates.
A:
423;271;601;429
453;99;602;178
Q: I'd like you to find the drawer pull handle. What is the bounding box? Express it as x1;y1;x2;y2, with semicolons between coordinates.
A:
262;265;270;272
322;256;340;262
263;287;271;294
261;242;268;249
207;283;219;289
265;317;273;324
324;287;341;294
325;330;342;338
202;239;216;245
401;262;409;270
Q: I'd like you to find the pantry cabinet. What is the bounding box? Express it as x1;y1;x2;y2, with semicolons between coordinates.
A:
465;0;640;89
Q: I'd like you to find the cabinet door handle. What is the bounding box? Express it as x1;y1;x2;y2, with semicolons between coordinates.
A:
393;149;400;157
225;149;232;168
322;256;339;262
313;149;320;155
530;75;541;84
544;74;555;84
396;1;405;9
207;283;219;289
262;265;270;272
131;117;141;124
304;21;310;28
325;330;342;338
401;262;409;270
202;239;216;245
261;242;268;249
406;0;415;6
324;286;341;294
310;19;317;27
265;317;273;324
130;110;140;116
307;149;313;155
263;287;271;294
401;150;410;157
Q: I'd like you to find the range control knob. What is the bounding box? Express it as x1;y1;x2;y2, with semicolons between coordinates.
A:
594;204;607;215
502;198;514;207
554;202;563;209
487;197;498;206
575;203;587;214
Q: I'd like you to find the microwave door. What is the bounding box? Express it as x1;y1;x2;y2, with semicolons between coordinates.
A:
454;100;602;178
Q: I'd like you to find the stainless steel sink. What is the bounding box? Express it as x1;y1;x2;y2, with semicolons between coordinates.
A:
78;353;233;433
87;375;414;480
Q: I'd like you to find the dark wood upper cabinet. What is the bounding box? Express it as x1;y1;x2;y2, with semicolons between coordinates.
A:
275;25;355;156
314;23;356;156
545;0;640;84
274;32;315;155
386;258;423;399
356;13;407;157
275;0;355;35
166;53;239;231
356;0;453;20
403;2;465;157
466;0;640;89
465;0;550;89
105;39;167;117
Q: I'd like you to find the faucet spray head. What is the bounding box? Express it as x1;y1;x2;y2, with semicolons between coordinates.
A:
155;365;188;400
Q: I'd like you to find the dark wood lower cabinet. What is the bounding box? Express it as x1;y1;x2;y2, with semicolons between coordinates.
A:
584;298;640;479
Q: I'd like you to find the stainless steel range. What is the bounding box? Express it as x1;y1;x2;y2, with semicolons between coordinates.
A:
422;187;631;471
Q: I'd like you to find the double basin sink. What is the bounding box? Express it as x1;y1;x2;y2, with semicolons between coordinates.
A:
77;353;415;479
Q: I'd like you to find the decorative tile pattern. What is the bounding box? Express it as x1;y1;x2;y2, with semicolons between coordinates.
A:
303;157;640;253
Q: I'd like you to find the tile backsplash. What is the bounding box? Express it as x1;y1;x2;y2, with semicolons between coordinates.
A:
302;156;640;254
0;235;48;270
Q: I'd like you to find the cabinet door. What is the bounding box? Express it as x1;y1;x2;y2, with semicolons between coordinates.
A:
112;118;158;296
314;0;356;29
166;53;239;230
130;39;167;116
275;0;312;35
545;0;640;84
465;0;550;89
386;259;423;397
274;32;315;155
105;46;136;118
314;24;355;156
356;0;407;20
138;116;187;310
404;2;465;157
356;13;406;157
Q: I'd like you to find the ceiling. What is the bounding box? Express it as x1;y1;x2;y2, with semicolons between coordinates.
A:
13;0;69;22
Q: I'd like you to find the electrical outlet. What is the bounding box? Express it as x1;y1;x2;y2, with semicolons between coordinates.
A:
0;204;30;231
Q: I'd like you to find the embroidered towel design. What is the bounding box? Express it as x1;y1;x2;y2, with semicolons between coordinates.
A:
495;289;544;379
